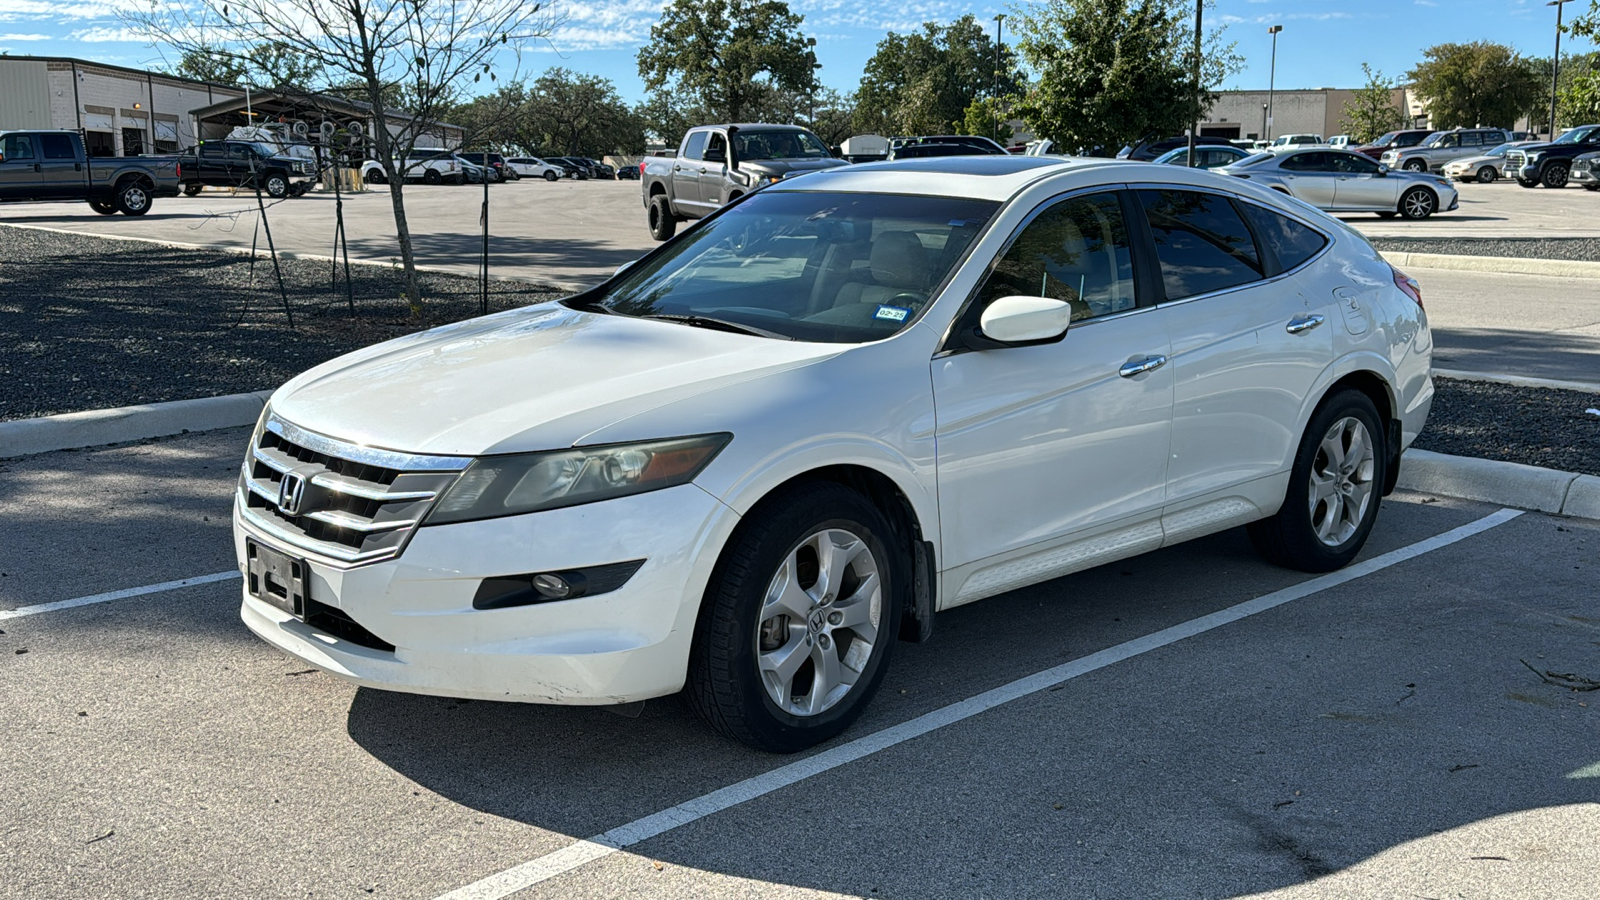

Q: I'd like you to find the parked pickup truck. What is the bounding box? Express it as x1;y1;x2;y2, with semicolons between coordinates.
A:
1504;124;1600;188
642;123;848;240
177;140;317;198
0;129;180;215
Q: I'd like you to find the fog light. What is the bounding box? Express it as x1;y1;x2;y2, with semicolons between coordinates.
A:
532;573;573;599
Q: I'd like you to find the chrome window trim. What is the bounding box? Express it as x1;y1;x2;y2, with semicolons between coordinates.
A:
266;417;471;472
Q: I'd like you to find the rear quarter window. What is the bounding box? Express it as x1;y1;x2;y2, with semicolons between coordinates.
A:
1238;202;1329;274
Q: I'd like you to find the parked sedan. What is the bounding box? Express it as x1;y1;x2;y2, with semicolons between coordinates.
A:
1221;148;1458;219
234;155;1432;753
546;157;590;180
1152;144;1252;168
1441;141;1539;184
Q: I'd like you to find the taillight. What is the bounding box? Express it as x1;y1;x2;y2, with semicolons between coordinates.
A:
639;161;646;176
1390;264;1422;308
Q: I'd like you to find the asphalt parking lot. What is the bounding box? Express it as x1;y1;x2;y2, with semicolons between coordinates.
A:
1;429;1596;899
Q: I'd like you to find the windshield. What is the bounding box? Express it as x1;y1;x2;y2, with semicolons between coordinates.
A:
1371;132;1399;147
733;130;832;161
583;191;999;343
1553;126;1599;144
1486;142;1517;157
1419;131;1447;147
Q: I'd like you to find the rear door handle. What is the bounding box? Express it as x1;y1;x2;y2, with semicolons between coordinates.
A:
1286;314;1325;334
1119;355;1168;378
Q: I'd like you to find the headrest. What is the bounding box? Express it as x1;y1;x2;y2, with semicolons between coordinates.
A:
870;232;927;289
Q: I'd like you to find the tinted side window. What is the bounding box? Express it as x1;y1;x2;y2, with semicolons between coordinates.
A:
682;131;708;161
1281;152;1331;172
1331;153;1379;174
200;144;226;159
40;134;76;159
1137;190;1264;300
1239;202;1329;273
975;192;1136;323
2;135;35;160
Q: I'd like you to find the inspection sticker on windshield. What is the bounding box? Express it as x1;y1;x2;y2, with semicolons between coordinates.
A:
874;305;910;322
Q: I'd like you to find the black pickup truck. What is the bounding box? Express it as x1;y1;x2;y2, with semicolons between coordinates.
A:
1505;124;1600;188
176;140;318;198
0;129;181;215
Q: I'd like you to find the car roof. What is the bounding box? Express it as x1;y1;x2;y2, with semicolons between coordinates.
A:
770;155;1135;201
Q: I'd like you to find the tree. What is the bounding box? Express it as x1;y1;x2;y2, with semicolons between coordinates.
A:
1524;51;1600;134
127;0;557;315
173;41;325;88
959;96;1015;144
1405;42;1541;129
1010;0;1241;155
808;89;858;147
1340;64;1404;145
525;68;644;156
1560;70;1600;126
853;16;1024;138
637;0;818;123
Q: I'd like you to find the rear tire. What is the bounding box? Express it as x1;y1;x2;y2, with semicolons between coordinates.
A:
687;482;903;753
1476;166;1497;184
1585;185;1600;192
365;169;387;185
1248;390;1386;573
114;180;152;216
648;193;678;241
182;183;203;197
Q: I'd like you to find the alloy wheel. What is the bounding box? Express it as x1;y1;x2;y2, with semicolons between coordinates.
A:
1307;416;1376;547
754;528;883;717
1402;189;1434;219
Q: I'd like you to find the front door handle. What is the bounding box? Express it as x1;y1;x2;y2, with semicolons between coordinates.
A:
1119;355;1168;378
1286;314;1326;334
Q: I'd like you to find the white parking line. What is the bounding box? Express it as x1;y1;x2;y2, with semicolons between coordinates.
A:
434;507;1525;900
0;571;239;621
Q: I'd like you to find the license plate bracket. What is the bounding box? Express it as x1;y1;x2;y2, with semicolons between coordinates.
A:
246;539;308;619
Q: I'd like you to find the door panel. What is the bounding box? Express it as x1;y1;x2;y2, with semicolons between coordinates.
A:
932;311;1173;572
1334;174;1397;209
0;134;42;199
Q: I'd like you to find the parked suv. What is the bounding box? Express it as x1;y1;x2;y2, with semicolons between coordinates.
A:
1355;129;1432;160
505;157;563;181
1504;124;1600;188
1571;150;1600;191
456;151;511;182
1380;128;1510;173
361;149;464;185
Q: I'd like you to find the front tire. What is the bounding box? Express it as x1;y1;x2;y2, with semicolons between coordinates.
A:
263;174;289;198
648;193;678;241
1518;177;1539;188
423;169;443;185
88;198;118;215
544;170;558;182
1476;166;1497;184
1399;187;1436;219
1248;390;1386;573
1542;163;1570;189
687;483;903;753
1402;159;1427;172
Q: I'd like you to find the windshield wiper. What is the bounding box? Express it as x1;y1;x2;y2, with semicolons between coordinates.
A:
640;313;794;340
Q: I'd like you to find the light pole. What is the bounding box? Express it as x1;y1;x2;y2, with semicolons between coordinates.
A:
1266;25;1282;142
806;37;818;128
1549;0;1575;140
1261;103;1268;141
993;13;1005;144
1186;1;1202;165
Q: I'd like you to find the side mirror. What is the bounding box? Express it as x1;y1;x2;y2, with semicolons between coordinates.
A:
1378;164;1389;176
976;295;1073;345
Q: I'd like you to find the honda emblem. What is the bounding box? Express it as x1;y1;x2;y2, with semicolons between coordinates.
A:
277;472;308;516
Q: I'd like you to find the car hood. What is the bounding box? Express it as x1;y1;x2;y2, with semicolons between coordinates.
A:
269;303;844;457
1447;154;1500;167
1511;141;1563;153
741;158;852;176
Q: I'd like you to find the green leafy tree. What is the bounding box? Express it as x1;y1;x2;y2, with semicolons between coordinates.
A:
959;96;1015;144
638;90;712;148
808;88;857;146
1524;52;1600;133
173;41;324;88
637;0;818;123
1340;64;1404;145
853;16;1024;138
1405;42;1541;129
1010;0;1241;155
1560;69;1600;126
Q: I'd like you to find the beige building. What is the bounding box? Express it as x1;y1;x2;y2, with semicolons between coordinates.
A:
0;56;461;158
1200;87;1418;141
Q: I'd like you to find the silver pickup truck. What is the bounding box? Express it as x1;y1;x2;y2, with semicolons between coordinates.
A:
641;123;848;240
0;129;182;215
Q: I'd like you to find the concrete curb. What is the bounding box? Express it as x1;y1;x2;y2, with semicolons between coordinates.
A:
0;392;271;459
1396;448;1597;518
0;222;596;294
1381;250;1600;279
1433;368;1600;394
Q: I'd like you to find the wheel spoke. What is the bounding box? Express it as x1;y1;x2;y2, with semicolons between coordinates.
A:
761;557;815;621
805;639;845;715
1319;429;1346;472
1313;491;1344;542
813;533;864;604
1343;425;1368;471
759;629;810;692
833;571;881;639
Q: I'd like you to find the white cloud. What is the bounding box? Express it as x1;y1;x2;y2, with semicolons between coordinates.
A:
0;33;52;40
70;25;146;43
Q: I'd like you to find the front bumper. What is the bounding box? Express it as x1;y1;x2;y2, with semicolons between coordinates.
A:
1571;165;1598;185
235;482;741;705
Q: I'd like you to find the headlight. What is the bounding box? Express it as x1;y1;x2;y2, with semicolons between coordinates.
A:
1526;152;1542;162
426;434;731;525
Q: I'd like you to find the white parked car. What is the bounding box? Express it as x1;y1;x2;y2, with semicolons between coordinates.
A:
1442;140;1540;184
234;156;1434;752
1271;133;1325;148
505;156;563;181
361;149;464;185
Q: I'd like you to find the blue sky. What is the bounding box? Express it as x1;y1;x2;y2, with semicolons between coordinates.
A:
1;0;1591;103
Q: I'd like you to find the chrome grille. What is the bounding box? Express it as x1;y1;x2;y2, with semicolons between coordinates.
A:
239;416;469;566
1505;150;1527;172
1575;158;1593;174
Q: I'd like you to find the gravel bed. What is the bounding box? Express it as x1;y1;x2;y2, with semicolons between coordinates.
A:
1369;236;1600;262
0;224;561;421
1413;377;1600;477
5;225;1597;477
